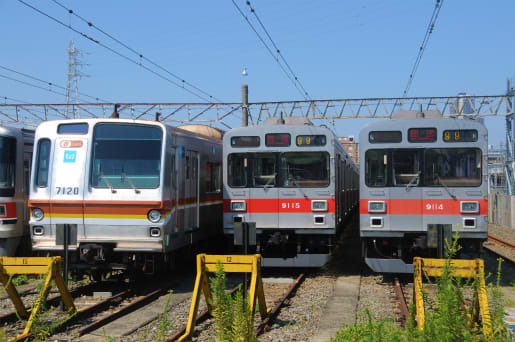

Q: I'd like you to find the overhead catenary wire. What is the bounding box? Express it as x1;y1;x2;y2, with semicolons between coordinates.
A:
231;0;311;101
0;64;107;102
49;0;224;104
402;0;444;97
0;73;69;98
245;0;312;100
2;95;30;104
17;0;215;103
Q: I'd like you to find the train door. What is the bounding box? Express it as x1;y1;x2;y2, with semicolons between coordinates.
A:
184;150;199;231
388;149;423;232
50;136;88;226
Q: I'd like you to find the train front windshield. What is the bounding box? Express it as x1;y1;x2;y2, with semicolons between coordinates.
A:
228;152;329;188
0;137;16;195
365;148;481;187
91;124;163;189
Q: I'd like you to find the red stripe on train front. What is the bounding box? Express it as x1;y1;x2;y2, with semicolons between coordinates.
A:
0;202;17;219
359;199;487;215
223;198;335;213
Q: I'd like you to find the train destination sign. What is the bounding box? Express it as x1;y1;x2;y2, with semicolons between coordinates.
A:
443;129;478;142
408;128;436;142
296;135;326;146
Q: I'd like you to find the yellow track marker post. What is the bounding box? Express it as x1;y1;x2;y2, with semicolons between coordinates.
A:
178;254;269;342
413;257;492;339
0;257;77;341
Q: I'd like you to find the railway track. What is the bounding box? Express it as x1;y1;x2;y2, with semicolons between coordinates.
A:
485;234;515;263
392;277;410;326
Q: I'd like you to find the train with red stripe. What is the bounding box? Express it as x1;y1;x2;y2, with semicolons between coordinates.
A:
29;119;223;276
223;117;359;267
360;110;488;273
0;127;33;256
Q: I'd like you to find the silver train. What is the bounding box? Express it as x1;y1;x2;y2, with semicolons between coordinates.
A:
0;127;33;256
223;117;359;267
360;110;488;273
29;119;223;274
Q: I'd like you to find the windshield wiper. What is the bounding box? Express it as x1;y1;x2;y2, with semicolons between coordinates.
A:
290;178;309;199
121;172;141;194
405;171;421;191
263;173;277;189
100;173;117;193
436;175;456;200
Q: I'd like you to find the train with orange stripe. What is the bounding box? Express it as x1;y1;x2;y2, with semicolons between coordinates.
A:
29;119;223;276
360;110;488;273
0;127;33;257
223;117;359;267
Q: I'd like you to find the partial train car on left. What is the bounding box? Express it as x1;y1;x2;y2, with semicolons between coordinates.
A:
0;127;34;256
28;119;223;275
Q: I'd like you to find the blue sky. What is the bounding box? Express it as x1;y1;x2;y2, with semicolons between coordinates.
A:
1;0;513;146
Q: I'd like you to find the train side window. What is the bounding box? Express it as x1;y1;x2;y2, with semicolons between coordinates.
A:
35;139;51;187
392;150;420;186
206;162;221;192
186;156;190;180
365;150;387;187
228;154;247;187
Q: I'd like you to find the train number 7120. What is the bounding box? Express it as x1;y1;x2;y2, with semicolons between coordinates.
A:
56;187;79;195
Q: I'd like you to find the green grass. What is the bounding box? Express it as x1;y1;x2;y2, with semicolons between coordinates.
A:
332;236;511;342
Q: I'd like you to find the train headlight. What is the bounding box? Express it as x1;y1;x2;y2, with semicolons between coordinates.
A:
33;226;44;236
230;200;246;212
32;208;44;221
147;210;162;223
460;201;479;214
368;201;386;213
311;200;328;212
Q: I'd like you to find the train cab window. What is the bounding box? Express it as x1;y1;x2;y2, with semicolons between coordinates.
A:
228;154;247;187
252;153;276;187
392;150;420;186
35;139;51;188
365;150;387;187
0;137;16;195
57;123;88;134
280;152;329;187
91;123;162;189
423;148;481;187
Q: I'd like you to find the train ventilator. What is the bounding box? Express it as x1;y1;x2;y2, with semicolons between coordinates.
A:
28;119;223;274
359;110;488;273
223;117;359;267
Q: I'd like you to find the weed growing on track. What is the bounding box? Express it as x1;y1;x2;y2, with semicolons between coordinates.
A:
154;290;177;342
210;261;256;342
12;275;28;286
332;238;511;342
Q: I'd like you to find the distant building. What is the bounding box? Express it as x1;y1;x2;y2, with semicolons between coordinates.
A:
338;136;359;164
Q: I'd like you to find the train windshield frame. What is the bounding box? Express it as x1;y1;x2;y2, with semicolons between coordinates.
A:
91;123;163;189
365;148;482;187
0;136;16;196
227;151;330;188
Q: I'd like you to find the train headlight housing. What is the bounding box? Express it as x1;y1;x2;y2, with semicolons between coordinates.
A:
147;210;162;223
149;227;161;237
461;201;479;214
311;200;328;212
230;200;246;212
32;208;44;221
33;226;44;236
368;201;386;213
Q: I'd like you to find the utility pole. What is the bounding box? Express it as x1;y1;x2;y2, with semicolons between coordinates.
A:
65;40;88;118
241;67;248;127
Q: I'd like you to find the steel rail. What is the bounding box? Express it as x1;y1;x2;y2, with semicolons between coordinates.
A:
167;284;241;342
393;277;410;326
255;273;305;336
77;287;168;336
488;235;515;250
0;282;97;324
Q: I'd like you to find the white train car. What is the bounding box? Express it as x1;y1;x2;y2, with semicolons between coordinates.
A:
29;119;223;274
